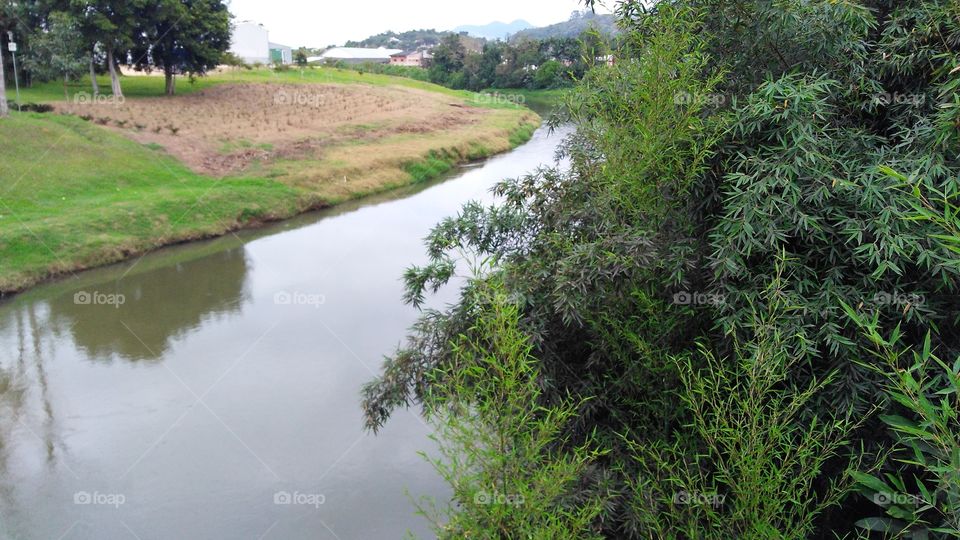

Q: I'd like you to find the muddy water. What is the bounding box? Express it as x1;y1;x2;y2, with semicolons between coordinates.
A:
0;124;571;540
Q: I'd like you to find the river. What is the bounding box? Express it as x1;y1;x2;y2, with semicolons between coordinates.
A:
0;123;570;539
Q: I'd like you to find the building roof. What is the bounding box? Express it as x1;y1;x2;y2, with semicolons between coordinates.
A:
390;50;433;59
321;47;404;60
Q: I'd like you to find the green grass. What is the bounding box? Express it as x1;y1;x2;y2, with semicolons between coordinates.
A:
401;119;539;186
218;139;274;154
7;67;528;111
480;88;568;113
509;121;539;147
0;113;306;292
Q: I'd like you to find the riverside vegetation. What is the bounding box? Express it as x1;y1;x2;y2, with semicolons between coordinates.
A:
363;1;960;539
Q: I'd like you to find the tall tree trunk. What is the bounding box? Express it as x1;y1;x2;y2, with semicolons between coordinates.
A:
0;44;8;118
89;50;99;95
63;74;69;101
164;66;175;96
107;47;123;98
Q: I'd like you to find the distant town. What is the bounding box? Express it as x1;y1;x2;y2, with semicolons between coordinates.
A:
228;10;615;70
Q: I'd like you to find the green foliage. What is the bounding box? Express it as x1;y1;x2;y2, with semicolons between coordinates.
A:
365;0;960;538
430;34;467;82
534;60;563;90
345;62;431;82
566;3;722;221
842;175;960;539
413;278;606;540
707;0;960;419
404;155;454;184
294;48;308;68
22;11;86;90
219;51;246;68
417;34;604;91
345;28;450;50
846;319;960;539
623;271;861;539
130;0;231;94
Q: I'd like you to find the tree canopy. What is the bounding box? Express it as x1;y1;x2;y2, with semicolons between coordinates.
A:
130;0;230;95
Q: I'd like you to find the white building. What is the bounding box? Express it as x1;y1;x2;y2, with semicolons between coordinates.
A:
230;21;293;65
230;21;270;64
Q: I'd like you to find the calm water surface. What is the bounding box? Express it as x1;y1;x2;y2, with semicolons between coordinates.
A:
0;124;570;539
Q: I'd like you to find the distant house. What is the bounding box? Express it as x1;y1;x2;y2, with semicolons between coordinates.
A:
319;47;404;65
229;21;293;65
389;50;433;68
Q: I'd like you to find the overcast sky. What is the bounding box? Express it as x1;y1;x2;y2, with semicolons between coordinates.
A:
227;0;610;48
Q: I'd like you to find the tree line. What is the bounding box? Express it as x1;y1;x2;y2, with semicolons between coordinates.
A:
341;31;615;92
0;0;230;114
426;31;612;91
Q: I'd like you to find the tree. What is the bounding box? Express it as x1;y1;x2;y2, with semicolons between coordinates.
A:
219;50;244;68
132;0;230;95
475;42;502;89
70;3;105;95
534;59;562;89
416;279;606;539
429;33;466;84
71;0;143;98
23;12;86;100
294;47;308;68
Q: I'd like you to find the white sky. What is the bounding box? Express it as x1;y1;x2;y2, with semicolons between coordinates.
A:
226;0;611;48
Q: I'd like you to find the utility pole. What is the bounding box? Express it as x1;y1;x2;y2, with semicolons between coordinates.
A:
7;32;19;111
0;35;6;118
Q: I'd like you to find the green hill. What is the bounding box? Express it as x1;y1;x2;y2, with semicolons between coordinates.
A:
511;11;617;41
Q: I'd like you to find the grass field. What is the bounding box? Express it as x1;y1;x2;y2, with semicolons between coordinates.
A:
480;88;568;113
0;68;540;293
8;66;518;104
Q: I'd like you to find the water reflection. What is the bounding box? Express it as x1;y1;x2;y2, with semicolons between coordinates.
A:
0;357;27;498
0;305;59;533
49;248;250;362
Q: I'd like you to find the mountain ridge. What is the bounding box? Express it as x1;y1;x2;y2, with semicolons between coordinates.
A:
453;19;533;40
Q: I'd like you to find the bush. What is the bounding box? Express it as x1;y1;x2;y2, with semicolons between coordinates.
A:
6;101;54;113
623;271;861;539
534;60;564;89
844;176;960;539
414;278;606;539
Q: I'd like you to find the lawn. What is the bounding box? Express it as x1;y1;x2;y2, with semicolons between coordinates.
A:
480;88;568;113
0;113;304;292
0;68;541;293
8;66;517;105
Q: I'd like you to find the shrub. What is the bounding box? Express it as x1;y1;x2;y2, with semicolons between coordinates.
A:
414;278;606;539
623;270;862;539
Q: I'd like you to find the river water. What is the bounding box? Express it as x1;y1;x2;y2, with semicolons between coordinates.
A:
0;123;569;539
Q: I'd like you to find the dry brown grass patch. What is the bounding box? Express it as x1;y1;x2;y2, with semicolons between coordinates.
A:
55;83;490;177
